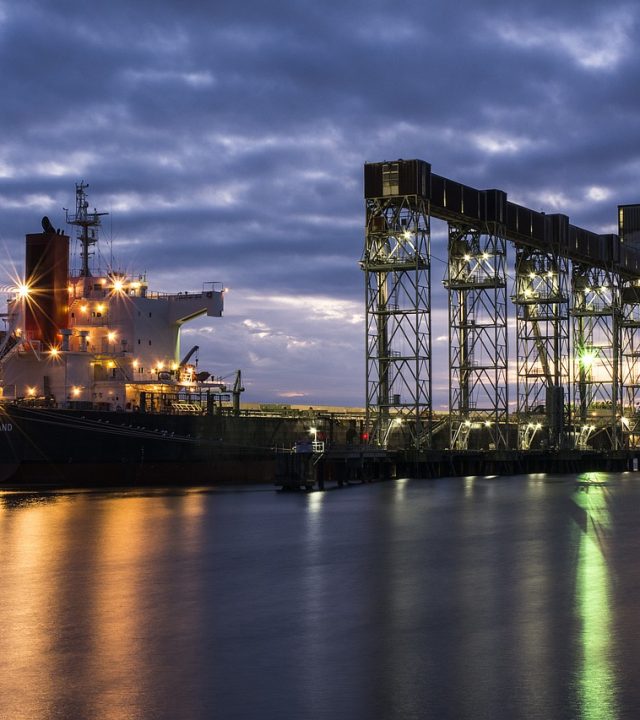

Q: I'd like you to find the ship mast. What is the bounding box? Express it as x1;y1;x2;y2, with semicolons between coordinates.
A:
65;182;108;278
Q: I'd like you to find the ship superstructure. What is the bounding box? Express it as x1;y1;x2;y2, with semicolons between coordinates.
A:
0;183;224;411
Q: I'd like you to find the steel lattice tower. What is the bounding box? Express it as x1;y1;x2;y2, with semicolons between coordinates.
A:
513;242;570;450
618;206;640;448
363;160;640;459
444;222;509;450
571;265;622;450
363;182;431;449
620;281;640;447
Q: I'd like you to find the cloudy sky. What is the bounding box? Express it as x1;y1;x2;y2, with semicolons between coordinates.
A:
0;0;639;407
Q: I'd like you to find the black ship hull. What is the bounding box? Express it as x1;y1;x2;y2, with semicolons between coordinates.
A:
0;404;312;487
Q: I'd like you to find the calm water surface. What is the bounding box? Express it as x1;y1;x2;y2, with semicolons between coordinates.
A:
2;473;640;719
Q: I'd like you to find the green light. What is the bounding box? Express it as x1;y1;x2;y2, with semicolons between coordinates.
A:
578;348;598;369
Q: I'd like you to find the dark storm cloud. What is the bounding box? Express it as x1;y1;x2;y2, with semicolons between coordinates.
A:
1;0;639;402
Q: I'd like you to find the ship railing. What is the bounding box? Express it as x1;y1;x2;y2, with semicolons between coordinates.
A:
291;441;325;454
147;285;223;301
69;317;110;328
171;402;205;414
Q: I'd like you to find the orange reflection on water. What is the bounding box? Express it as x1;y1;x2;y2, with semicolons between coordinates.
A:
0;494;83;719
88;491;209;719
0;490;208;720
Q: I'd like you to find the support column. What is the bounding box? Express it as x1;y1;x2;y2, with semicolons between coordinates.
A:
620;281;640;447
513;215;570;450
363;161;432;450
445;221;509;450
618;205;640;449
571;264;622;450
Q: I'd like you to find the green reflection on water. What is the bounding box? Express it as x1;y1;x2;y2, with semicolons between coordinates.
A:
573;476;617;720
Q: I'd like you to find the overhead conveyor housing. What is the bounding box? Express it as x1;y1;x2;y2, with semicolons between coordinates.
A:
363;159;640;453
365;160;640;277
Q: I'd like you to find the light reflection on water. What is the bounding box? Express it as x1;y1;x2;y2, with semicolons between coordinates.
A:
1;475;640;719
573;476;617;720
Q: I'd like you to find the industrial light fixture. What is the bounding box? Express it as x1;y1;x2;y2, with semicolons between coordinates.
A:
16;282;30;299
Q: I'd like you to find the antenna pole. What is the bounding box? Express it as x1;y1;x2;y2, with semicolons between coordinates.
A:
65;182;108;278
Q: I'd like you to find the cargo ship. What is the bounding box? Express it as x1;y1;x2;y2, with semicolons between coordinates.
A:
0;183;320;486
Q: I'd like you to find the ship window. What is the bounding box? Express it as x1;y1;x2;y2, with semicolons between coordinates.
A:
138;367;144;373
148;340;152;345
149;312;152;317
137;339;141;345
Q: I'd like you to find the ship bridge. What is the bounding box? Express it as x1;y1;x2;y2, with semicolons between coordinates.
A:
150;284;224;323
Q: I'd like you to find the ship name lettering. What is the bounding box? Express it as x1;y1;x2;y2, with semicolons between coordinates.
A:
0;423;12;431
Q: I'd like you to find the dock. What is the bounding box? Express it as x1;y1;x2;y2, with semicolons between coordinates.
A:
274;443;395;490
275;443;638;491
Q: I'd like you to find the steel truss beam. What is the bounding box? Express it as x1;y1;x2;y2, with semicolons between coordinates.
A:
363;195;431;448
513;248;570;450
571;265;622;450
445;222;509;450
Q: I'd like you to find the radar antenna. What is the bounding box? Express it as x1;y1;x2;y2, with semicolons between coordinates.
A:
65;182;108;277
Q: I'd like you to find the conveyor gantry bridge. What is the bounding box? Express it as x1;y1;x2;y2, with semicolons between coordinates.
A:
363;159;640;454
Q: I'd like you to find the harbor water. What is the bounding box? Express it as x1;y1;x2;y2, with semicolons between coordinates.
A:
2;473;640;719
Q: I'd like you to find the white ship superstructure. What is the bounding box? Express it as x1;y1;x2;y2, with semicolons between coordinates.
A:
0;183;224;411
